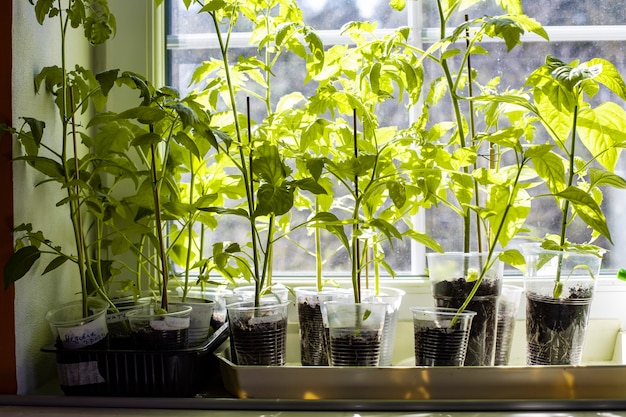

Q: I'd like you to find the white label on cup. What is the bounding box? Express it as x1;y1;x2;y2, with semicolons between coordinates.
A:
56;361;105;386
58;315;107;349
107;312;127;323
149;316;190;331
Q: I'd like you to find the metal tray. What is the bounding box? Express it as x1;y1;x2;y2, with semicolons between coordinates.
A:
215;341;626;400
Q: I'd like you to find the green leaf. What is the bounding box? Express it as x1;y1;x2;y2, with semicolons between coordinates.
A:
174;131;201;159
4;246;41;288
194;193;218;208
34;66;63;95
294;178;327;195
389;0;406;11
578;103;626;171
483;16;525;52
450;173;474;207
33;0;55;25
529;149;565;193
531;76;575;144
131;132;162;146
253;144;286;186
198;207;249;218
42;255;69;275
170;103;199;128
500;249;526;273
488;186;531;249
96;69;119;96
369;218;403;244
276;92;305;113
304;28;325;80
496;0;523;15
441;48;462;60
275;22;298;47
589;168;626;189
306;158;325;181
403;230;443;252
22;117;45;146
307;212;350;252
369;62;381;94
255;183;294;217
199;0;227;13
588;58;626;101
557;186;612;243
117;107;168;124
387;180;406;208
16;155;64;179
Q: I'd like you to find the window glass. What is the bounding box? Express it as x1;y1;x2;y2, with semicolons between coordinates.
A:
166;1;626;274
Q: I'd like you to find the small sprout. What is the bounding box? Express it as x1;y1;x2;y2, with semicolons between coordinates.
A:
466;268;479;282
553;282;563;298
362;309;372;321
155;308;167;315
618;268;626;281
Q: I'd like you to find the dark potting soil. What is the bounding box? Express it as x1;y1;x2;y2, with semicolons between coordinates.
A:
230;317;288;366
132;327;188;350
297;300;328;366
210;313;226;334
414;326;471;366
330;329;381;366
526;286;593;365
432;277;500;366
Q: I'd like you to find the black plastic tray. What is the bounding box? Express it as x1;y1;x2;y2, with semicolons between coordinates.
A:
41;323;229;397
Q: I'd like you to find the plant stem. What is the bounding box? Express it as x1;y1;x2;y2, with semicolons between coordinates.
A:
466;14;483;254
211;12;262;305
555;103;579;288
437;0;471;254
315;198;323;291
352;109;361;303
264;6;272;116
149;127;169;311
57;2;91;317
260;214;276;302
68;93;89;317
183;153;196;301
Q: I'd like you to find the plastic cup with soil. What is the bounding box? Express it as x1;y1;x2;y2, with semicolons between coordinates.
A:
324;301;387;367
411;306;476;366
523;244;601;365
106;296;152;349
170;296;215;346
427;252;503;366
494;284;523;365
227;299;289;366
294;287;356;366
45;298;110;350
126;303;192;350
295;287;332;366
182;287;234;332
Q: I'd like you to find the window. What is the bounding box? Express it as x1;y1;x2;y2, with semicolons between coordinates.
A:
165;0;626;277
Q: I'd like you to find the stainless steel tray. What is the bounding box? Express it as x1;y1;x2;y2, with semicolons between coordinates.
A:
215;341;626;400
